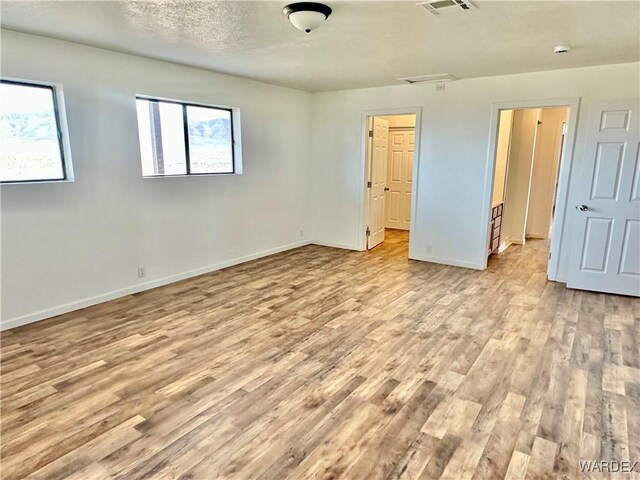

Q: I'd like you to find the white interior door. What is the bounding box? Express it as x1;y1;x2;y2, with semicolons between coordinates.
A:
368;117;389;249
567;98;640;296
385;129;414;230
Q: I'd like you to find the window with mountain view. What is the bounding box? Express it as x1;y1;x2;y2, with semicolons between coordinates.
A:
136;97;235;177
0;80;68;183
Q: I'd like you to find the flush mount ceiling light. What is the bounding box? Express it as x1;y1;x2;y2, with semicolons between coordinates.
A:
554;45;571;54
283;2;332;33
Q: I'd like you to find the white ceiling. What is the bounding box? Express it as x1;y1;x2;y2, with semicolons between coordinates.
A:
1;1;638;92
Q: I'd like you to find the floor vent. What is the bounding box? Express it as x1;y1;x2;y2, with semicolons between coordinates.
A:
417;0;475;15
397;73;458;85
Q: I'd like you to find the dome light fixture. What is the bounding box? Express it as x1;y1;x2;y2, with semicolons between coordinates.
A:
554;45;571;55
283;2;332;34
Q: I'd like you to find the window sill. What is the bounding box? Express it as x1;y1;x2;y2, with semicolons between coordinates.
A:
0;178;75;186
142;172;241;179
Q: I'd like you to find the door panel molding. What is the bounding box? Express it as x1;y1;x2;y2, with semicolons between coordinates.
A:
618;219;640;276
385;128;414;230
579;217;613;272
589;142;625;200
567;98;640;296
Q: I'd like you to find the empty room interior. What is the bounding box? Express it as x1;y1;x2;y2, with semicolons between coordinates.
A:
0;1;639;479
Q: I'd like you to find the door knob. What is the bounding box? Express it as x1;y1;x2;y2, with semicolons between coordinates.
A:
576;204;589;212
384;187;390;191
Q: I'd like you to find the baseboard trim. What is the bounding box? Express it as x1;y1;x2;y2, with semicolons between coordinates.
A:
311;240;364;251
409;253;483;271
1;240;311;332
498;240;512;253
525;234;549;240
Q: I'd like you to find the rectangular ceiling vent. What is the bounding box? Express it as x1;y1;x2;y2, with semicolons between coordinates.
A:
397;73;458;85
418;0;475;15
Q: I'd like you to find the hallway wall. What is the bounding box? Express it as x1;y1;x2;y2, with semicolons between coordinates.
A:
492;110;514;207
502;109;539;246
526;107;570;239
378;115;416;128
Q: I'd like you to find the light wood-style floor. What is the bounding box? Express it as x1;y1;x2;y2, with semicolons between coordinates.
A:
1;229;639;480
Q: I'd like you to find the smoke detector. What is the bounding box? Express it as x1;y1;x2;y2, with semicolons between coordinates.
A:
418;0;475;15
397;73;458;85
554;45;571;55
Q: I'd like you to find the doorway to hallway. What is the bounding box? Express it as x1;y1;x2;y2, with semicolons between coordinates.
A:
488;106;569;269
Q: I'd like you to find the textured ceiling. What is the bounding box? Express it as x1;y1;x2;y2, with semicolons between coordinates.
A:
1;1;638;92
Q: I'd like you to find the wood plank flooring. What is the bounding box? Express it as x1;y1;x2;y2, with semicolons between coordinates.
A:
1;229;639;479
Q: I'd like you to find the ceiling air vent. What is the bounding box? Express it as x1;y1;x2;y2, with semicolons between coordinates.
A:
397;73;458;85
418;0;475;15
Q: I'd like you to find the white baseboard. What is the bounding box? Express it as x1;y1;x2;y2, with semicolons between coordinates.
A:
497;237;525;254
498;239;515;253
409;253;483;271
313;242;480;270
1;240;311;332
311;240;364;251
526;234;549;240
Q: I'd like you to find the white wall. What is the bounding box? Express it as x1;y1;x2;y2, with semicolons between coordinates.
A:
492;109;513;208
310;62;640;275
379;114;416;129
502;108;539;246
0;30;313;329
526;107;569;239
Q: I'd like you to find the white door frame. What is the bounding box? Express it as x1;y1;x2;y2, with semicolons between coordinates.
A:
481;98;581;281
359;107;423;255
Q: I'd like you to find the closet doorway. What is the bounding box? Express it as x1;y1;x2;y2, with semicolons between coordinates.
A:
363;112;419;253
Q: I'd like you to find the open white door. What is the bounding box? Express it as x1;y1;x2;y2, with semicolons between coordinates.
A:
567;98;640;296
367;117;389;249
385;129;414;230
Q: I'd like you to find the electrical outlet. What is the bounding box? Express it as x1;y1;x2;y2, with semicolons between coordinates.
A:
299;229;304;239
436;84;446;91
137;266;145;278
427;245;433;253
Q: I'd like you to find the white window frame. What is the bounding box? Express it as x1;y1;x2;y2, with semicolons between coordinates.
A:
136;95;243;178
0;77;74;185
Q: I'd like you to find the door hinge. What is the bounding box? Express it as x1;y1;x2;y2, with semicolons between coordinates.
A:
368;130;373;138
366;227;371;237
549;252;552;260
367;181;372;188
